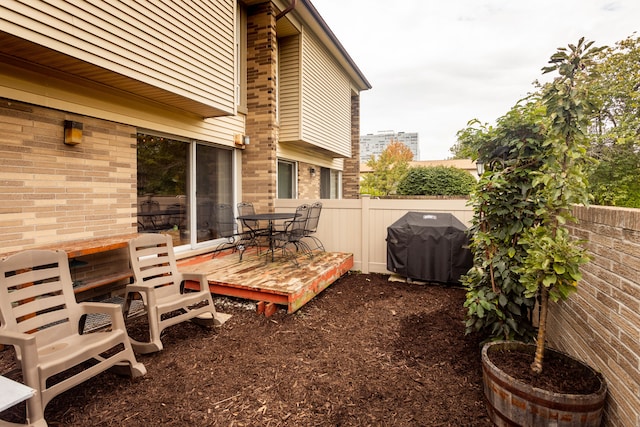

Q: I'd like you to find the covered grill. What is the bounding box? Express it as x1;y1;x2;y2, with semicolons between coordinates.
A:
386;212;473;284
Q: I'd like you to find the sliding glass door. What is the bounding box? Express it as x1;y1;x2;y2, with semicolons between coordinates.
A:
137;133;233;248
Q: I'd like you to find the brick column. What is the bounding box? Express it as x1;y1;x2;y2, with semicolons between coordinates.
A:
244;3;279;212
342;94;361;199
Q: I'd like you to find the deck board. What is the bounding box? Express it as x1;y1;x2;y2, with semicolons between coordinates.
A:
179;250;353;313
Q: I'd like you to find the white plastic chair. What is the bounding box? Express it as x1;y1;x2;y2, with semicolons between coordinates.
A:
124;233;217;354
0;249;146;427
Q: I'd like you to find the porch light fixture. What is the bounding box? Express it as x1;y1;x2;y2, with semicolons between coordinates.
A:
309;167;316;178
475;160;485;176
234;134;250;148
64;120;83;145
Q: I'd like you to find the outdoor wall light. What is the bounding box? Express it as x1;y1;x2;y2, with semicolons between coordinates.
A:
475;160;485;176
64;120;83;145
234;134;250;147
309;167;316;177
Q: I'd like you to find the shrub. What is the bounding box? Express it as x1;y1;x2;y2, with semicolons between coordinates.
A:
397;166;476;196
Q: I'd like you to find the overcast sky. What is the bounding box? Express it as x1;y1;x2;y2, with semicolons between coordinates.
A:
310;0;639;160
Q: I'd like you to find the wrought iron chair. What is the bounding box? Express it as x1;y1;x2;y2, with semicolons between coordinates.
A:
138;199;160;231
237;202;269;249
0;249;146;427
271;204;312;266
124;233;218;354
302;201;325;252
213;203;254;260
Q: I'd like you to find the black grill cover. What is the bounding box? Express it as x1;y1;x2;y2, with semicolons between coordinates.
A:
386;212;472;284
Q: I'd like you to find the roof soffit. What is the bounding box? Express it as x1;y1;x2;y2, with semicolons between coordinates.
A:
0;31;229;118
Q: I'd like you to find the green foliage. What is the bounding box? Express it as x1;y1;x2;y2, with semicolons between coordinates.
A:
137;135;188;196
454;35;640;208
587;35;640;207
360;140;413;196
464;39;598;365
397;166;476;196
518;226;587;302
462;100;548;342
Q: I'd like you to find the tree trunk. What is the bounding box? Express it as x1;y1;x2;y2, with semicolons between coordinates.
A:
531;285;548;374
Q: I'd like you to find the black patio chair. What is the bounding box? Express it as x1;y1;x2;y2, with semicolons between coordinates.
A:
271;204;312;266
138;199;161;231
237;202;269;245
213;203;254;260
302;201;325;252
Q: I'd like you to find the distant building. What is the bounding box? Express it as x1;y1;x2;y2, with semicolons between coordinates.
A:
360;131;419;162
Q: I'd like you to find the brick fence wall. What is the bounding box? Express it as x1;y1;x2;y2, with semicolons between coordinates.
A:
548;205;640;426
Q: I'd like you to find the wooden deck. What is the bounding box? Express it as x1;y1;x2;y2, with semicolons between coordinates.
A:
178;249;353;315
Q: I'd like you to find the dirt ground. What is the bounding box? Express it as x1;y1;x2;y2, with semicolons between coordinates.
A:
1;272;492;426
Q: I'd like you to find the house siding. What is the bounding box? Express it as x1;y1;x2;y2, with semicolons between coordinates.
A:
278;35;301;142
300;30;351;157
0;0;236;114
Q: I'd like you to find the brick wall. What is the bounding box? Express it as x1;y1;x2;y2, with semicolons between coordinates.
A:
243;3;278;213
0;98;137;299
0;98;137;253
342;94;361;199
298;161;320;199
547;205;640;426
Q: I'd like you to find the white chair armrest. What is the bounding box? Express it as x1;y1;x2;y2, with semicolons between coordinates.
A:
0;328;35;347
79;302;126;330
179;272;208;292
125;281;157;293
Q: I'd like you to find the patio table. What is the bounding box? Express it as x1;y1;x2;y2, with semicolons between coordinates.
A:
0;375;35;412
237;212;299;262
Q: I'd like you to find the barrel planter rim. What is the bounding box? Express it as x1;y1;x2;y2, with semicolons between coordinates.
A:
482;340;607;426
482;340;607;399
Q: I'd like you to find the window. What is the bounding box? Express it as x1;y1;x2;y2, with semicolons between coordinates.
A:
277;159;296;199
320;167;341;199
137;133;234;248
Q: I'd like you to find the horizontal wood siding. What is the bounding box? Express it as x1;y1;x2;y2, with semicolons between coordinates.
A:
278;35;301;142
300;30;351;157
0;0;235;114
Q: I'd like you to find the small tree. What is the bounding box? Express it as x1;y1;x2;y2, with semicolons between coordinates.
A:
520;38;602;373
465;38;603;374
360;140;413;196
463;99;547;343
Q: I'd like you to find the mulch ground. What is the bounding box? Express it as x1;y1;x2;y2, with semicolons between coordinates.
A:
1;272;492;426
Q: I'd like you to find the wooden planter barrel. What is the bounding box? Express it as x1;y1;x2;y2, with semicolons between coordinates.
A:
482;341;607;427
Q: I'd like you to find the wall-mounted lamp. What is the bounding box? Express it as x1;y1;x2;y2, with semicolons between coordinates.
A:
309;167;316;178
234;134;250;148
64;120;83;145
475;160;485;176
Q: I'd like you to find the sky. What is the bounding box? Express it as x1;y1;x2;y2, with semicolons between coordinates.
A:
310;0;639;160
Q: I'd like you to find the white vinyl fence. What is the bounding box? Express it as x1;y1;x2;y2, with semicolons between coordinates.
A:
275;195;473;274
